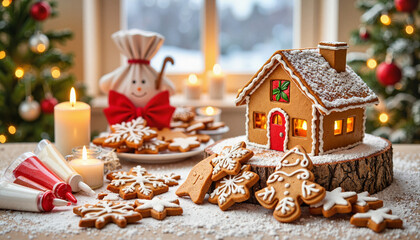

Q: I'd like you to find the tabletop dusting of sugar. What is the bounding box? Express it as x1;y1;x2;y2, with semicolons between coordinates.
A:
0;143;418;239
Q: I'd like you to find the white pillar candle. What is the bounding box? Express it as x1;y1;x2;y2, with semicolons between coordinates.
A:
69;146;104;189
207;64;225;100
197;106;222;122
54;87;91;155
185;74;201;100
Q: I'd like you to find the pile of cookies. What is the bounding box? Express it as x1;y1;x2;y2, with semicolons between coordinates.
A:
73;165;183;228
93;116;211;154
170;107;226;133
179;144;403;233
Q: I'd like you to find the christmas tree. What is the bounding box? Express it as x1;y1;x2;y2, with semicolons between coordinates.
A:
0;0;88;143
348;0;420;143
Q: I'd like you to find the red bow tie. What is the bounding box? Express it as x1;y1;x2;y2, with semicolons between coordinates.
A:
104;90;175;129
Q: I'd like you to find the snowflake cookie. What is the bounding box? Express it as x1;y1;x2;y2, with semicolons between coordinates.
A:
134;198;183;220
135;138;168;154
73;201;142;229
350;207;403;233
172;106;195;122
352;191;383;213
107;165;180;200
168;136;201;152
103;117;157;149
211;141;254;181
176;156;214;204
309;187;357;217
209;165;259;211
255;145;326;223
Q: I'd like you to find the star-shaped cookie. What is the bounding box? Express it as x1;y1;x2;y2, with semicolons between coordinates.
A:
352;191;383;213
211;141;254;181
309;187;357;217
73;201;142;229
209;165;259;211
350;207;403;232
134;198;183;220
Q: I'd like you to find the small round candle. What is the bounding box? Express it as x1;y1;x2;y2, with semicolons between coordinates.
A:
185;74;201;100
207;64;225;100
197;106;221;122
69;146;104;189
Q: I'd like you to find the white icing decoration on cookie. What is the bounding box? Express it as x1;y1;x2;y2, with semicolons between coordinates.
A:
210;168;255;204
80;201;135;223
276;197;295;214
110;165;168;196
173;107;195;121
138;138;166;151
169;137;200;151
301;180;320;198
105;117;156;144
352;208;400;224
285;183;290;188
310;187;356;211
212;142;250;175
284;191;289;196
356;191;379;206
136;198;180;213
267;169;310;183
101;193;120;201
257;186;276;201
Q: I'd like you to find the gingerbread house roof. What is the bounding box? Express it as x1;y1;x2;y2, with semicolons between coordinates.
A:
235;48;379;115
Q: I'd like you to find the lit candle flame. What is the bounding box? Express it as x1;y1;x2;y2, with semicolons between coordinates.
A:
188;74;198;85
82;146;87;160
302;121;307;130
213;64;222;75
70;87;76;107
205;106;215;115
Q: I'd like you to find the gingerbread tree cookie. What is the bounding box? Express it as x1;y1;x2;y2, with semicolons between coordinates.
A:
134;198;183;220
350;207;403;233
176;156;214;204
73;201;142;229
352;191;383;213
107;165;179;200
211;141;254;181
103;117;157;149
309;187;357;217
209;165;259;211
255;146;325;223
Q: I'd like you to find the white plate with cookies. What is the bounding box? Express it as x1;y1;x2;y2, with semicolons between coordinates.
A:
116;139;214;164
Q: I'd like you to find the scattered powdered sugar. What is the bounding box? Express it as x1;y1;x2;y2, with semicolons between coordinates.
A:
209;134;389;166
281;49;378;109
0;143;418;239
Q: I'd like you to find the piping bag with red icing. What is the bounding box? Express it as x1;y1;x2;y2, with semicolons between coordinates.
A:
3;152;78;204
0;181;70;212
34;140;95;196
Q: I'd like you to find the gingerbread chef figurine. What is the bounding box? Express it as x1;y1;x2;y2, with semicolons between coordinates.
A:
100;29;176;129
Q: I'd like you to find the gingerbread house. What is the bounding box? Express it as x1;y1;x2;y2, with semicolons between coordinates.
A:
235;42;379;156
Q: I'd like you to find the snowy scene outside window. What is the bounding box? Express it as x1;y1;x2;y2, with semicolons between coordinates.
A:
124;0;293;73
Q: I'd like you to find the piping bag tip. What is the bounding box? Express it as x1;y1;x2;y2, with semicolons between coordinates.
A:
53;198;71;207
78;181;95;196
65;192;77;204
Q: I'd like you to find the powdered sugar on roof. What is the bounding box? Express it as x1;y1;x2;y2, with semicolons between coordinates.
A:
281;49;378;110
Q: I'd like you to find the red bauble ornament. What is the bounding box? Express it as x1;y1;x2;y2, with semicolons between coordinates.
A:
376;62;402;86
359;28;370;41
41;96;58;114
394;0;419;12
30;1;51;21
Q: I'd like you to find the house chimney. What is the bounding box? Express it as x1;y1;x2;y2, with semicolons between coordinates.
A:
318;42;348;72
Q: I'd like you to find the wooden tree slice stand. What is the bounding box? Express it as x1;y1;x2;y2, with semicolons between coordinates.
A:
205;134;393;204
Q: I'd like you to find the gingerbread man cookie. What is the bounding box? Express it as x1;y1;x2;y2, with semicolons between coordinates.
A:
107;165;179;200
350;207;403;233
352;191;383;213
168;137;201;152
309;187;357;217
209;165;259;211
103;117;157;149
211;141;254;181
73;201;142;229
176;156;214;204
134;198;183;220
255;146;325;223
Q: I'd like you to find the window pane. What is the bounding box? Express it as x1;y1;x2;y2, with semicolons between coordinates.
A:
293;119;307;137
124;0;203;72
254;112;267;129
334;120;343;135
347;117;354;133
218;0;293;72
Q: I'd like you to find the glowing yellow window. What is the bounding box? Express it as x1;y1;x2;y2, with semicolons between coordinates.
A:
272;114;283;125
254;112;267;129
334;120;343;135
293;119;307;137
347;117;354;133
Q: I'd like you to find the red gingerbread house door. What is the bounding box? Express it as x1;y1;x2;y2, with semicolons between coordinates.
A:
269;110;287;151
